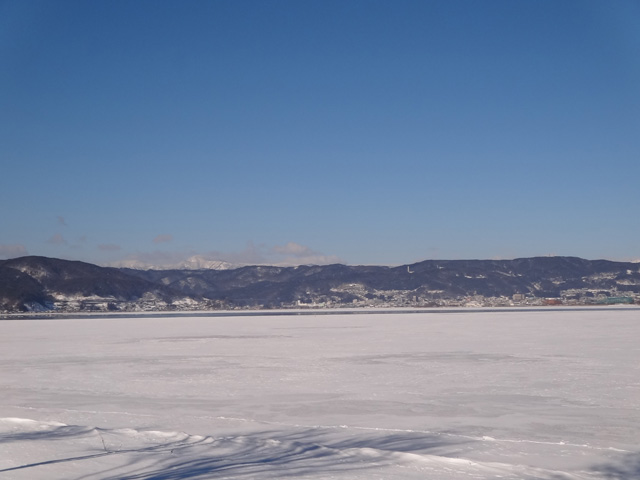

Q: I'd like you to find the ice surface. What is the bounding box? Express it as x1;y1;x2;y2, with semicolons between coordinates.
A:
1;309;639;479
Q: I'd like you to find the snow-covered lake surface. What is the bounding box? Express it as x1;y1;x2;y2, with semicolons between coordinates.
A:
1;309;639;479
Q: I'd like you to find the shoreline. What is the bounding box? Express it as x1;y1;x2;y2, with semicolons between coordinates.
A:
1;304;637;321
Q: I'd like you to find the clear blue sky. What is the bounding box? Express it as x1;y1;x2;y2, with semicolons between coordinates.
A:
1;0;639;266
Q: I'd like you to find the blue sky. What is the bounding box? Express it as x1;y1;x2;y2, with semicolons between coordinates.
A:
1;0;639;266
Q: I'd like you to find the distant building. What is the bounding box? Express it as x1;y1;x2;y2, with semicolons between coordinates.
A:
543;299;563;306
598;296;634;305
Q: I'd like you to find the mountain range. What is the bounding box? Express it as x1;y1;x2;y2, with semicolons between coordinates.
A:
1;255;638;313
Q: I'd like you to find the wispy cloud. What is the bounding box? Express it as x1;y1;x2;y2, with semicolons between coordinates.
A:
206;242;266;265
57;216;67;226
153;234;173;244
0;244;28;259
98;244;122;252
270;242;342;266
272;242;314;257
47;234;66;245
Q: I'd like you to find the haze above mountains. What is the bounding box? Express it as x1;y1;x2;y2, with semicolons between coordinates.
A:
1;255;638;314
111;254;237;271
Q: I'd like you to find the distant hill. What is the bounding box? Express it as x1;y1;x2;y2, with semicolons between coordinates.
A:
0;256;203;313
123;256;640;308
1;256;638;313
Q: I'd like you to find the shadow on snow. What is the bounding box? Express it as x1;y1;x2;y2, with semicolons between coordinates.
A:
1;424;468;479
89;429;469;480
589;452;640;480
3;422;640;479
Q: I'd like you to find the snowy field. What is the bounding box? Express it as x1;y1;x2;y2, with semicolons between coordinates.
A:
1;309;639;479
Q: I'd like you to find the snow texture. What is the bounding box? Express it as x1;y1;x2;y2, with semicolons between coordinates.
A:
1;309;639;479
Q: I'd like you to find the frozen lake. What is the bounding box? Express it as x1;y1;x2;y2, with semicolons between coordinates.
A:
1;309;639;479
